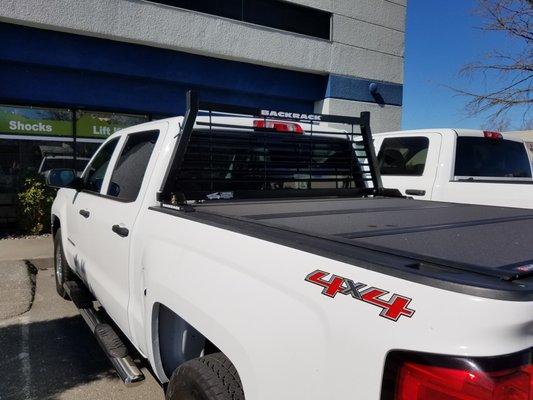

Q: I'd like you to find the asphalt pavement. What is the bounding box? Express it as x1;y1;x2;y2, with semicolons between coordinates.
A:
0;266;165;400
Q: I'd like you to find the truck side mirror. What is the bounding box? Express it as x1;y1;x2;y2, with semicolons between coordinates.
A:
46;168;82;190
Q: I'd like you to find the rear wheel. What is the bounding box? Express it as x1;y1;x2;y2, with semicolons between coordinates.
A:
54;228;74;299
165;353;244;400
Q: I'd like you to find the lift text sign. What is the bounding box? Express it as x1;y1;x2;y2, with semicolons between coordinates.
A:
76;111;148;138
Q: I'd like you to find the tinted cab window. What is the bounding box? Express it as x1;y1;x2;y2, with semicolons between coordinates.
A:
454;137;532;178
107;131;159;201
84;138;119;193
170;130;364;200
378;137;429;176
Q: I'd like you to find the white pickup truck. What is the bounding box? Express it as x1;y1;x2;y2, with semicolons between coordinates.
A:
47;93;533;400
374;129;533;208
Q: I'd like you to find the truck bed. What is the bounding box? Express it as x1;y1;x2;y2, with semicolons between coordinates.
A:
198;197;533;269
155;197;533;300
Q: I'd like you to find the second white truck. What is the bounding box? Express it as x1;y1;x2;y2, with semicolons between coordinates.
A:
47;93;533;400
374;129;533;208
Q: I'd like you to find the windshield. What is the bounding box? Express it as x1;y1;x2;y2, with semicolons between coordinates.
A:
454;137;532;178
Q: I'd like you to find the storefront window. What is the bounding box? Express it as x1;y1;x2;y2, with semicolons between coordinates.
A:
0;137;74;225
0;105;148;226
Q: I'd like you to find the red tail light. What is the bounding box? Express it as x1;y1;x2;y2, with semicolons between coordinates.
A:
382;349;532;400
253;120;304;133
483;131;503;140
397;362;531;400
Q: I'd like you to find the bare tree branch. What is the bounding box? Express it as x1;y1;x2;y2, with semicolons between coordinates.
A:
451;0;533;127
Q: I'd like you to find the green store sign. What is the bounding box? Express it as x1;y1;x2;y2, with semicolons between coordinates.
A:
0;105;72;136
76;111;148;138
0;105;148;139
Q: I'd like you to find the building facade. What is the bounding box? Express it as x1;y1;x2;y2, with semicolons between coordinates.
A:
0;0;406;225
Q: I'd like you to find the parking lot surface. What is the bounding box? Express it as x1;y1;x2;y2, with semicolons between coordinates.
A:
0;267;164;400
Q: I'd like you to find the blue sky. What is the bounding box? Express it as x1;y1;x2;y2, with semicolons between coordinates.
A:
402;0;527;130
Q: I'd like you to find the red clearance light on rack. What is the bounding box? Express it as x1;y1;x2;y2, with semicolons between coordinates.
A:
483;131;503;140
394;361;532;400
253;120;304;134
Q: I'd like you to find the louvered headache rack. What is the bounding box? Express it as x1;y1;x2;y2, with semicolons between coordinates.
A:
157;91;388;206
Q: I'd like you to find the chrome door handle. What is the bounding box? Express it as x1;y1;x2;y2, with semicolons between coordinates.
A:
112;224;129;237
79;209;90;218
406;189;426;196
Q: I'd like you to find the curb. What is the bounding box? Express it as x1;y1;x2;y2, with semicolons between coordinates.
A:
28;257;54;271
0;260;37;320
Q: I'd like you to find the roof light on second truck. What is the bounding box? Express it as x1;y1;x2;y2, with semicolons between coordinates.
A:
483;131;503;140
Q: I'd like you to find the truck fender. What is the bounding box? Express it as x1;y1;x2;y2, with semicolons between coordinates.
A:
155;303;208;377
146;296;254;395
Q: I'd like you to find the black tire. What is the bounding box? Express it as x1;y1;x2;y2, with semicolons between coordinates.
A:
165;353;245;400
54;228;74;299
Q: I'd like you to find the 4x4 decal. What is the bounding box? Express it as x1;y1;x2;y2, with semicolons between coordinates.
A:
305;270;415;321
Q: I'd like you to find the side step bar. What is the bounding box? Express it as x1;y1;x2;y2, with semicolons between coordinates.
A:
64;280;145;386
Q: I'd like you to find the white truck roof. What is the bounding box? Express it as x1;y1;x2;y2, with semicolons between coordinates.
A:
115;115;347;137
505;130;533;141
374;128;527;143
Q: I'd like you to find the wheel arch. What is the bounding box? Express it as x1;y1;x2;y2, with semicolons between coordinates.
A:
152;302;224;380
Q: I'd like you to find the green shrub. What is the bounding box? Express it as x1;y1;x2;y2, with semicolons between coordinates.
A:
16;175;55;235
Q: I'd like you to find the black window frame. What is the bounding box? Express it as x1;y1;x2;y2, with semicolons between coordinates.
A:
377;137;430;177
149;0;332;40
82;137;120;194
105;130;160;203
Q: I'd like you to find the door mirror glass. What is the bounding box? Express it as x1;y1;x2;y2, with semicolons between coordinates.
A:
46;168;77;188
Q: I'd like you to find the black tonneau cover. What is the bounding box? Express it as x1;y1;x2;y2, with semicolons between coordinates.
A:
154;196;533;301
196;197;533;276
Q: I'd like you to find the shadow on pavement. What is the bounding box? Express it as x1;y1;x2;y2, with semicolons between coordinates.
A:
0;315;115;400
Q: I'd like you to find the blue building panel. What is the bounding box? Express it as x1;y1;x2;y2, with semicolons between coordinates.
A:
0;22;402;116
0;23;325;115
0;62;316;115
325;74;403;106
